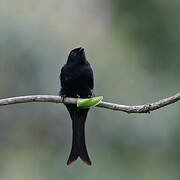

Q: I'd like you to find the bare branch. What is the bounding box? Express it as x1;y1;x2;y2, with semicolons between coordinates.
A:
0;93;179;114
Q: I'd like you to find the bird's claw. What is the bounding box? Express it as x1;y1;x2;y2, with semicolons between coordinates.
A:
88;93;95;98
61;95;66;103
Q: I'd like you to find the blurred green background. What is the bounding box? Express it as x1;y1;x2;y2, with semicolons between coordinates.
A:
0;0;180;179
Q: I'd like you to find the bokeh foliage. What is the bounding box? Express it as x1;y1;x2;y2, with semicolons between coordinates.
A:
0;0;180;179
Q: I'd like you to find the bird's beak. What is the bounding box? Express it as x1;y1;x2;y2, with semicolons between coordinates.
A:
78;47;84;54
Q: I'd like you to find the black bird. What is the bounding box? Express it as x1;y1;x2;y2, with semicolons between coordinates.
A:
59;47;94;165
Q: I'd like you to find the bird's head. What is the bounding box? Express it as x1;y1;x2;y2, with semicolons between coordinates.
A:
67;47;86;65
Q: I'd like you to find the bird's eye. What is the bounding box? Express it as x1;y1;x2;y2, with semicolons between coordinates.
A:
71;51;76;56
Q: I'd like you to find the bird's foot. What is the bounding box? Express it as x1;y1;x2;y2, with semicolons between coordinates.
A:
88;93;95;98
61;94;67;103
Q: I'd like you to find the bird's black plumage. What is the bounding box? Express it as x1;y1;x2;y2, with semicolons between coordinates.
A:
59;47;94;165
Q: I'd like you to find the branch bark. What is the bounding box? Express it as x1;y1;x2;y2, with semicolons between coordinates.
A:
0;93;179;114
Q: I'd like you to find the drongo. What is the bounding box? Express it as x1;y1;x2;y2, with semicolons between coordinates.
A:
59;47;94;165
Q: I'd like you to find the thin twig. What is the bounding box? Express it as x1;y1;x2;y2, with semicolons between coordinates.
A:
0;93;179;114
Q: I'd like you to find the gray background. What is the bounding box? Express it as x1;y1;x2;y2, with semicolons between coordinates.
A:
0;0;180;179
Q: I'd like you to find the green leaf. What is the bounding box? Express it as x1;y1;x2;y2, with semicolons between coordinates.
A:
77;96;103;109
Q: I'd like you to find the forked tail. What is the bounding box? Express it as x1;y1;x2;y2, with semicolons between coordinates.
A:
66;106;91;166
